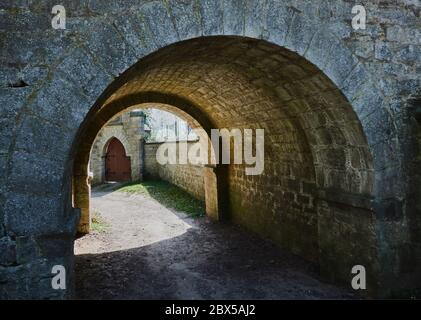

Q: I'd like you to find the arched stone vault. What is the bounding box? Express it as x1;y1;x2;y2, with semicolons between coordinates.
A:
71;36;377;282
0;0;419;299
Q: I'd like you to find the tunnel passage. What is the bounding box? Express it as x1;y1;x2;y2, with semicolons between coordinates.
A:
72;36;375;287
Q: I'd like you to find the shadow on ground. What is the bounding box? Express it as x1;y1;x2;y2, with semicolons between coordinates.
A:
75;218;357;300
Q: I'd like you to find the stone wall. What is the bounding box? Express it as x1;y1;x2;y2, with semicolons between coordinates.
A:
407;100;421;288
0;0;420;299
144;142;205;201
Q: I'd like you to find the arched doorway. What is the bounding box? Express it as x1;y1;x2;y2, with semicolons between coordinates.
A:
104;137;131;182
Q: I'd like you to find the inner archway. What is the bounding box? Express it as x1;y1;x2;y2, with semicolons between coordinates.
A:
71;36;375;294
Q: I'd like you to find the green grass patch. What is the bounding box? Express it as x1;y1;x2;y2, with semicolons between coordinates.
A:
113;180;205;217
91;210;109;233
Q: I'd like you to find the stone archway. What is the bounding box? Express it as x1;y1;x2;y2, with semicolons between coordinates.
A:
71;36;375;292
1;1;419;299
74;101;222;235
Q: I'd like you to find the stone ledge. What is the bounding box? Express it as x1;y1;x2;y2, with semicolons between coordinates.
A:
317;188;374;210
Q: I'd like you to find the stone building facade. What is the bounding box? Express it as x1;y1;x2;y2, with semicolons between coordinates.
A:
0;0;420;299
90;111;145;185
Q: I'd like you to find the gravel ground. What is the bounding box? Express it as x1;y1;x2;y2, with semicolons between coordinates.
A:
74;188;356;300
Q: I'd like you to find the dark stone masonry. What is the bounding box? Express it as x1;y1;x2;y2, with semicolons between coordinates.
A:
0;0;420;299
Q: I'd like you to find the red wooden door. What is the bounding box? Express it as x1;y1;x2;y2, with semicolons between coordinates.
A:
105;138;131;182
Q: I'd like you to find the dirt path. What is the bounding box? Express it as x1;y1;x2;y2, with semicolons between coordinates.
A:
74;189;356;299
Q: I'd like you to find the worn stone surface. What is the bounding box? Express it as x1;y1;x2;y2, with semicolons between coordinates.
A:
0;0;420;299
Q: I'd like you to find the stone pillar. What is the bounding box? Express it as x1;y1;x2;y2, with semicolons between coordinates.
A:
317;188;378;297
101;155;106;183
203;165;229;222
74;172;92;234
